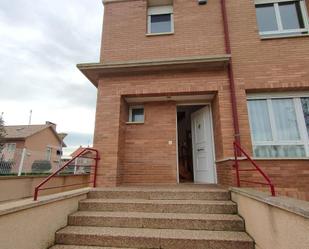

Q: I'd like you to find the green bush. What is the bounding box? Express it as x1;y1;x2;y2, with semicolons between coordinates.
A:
31;160;52;173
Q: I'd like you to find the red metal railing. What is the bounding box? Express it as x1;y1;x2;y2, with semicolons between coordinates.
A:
33;148;99;201
233;142;276;196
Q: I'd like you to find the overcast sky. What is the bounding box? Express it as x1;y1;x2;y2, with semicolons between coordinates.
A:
0;0;103;153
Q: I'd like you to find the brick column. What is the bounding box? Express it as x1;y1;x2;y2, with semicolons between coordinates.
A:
93;81;123;187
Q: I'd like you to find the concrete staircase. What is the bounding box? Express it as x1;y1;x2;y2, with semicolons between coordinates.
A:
50;185;254;249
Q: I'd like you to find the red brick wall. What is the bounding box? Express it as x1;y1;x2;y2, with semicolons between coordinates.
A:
118;97;129;184
93;0;309;200
227;0;309;153
217;159;309;201
101;0;225;63
216;160;236;187
121;102;177;185
93;69;231;186
93;83;122;186
229;0;309;91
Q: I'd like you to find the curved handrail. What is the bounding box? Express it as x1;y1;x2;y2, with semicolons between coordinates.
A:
33;148;99;201
233;142;276;196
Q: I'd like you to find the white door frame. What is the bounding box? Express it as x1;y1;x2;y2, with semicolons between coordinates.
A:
175;102;217;184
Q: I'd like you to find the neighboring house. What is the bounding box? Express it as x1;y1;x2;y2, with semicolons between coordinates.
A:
0;121;66;174
78;0;309;200
62;146;93;174
70;146;89;158
71;146;94;174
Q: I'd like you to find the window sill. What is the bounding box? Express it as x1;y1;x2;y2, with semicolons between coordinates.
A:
126;121;144;125
260;33;309;40
146;32;174;37
216;157;309;162
252;157;309;160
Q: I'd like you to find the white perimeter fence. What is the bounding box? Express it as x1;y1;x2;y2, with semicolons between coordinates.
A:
0;148;92;176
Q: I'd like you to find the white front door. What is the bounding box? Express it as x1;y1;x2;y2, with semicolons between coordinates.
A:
191;106;216;183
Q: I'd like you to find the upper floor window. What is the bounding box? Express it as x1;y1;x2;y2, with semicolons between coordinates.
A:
255;0;309;37
1;143;16;161
6;143;16;153
148;5;174;34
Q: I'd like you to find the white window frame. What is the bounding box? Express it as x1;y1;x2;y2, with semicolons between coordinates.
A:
129;105;145;123
46;147;52;161
4;143;16;160
6;143;16;152
247;92;309;158
255;0;309;36
147;5;174;34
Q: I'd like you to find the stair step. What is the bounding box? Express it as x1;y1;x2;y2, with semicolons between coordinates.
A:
56;226;254;249
88;187;230;200
50;246;137;249
69;211;244;231
79;199;237;214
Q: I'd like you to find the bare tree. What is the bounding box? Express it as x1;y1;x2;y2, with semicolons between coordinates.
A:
0;116;6;154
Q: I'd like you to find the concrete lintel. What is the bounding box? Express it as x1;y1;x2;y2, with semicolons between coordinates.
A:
78;54;231;70
77;54;231;87
103;0;140;4
215;157;247;163
230;187;309;219
125;93;215;103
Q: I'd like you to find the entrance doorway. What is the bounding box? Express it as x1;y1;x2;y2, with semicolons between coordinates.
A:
177;105;216;184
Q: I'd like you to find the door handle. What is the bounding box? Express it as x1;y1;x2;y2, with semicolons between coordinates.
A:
197;148;204;152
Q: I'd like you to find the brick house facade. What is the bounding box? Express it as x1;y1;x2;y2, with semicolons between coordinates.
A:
78;0;309;200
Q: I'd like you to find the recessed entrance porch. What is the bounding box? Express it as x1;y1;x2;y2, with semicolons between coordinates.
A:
122;94;217;186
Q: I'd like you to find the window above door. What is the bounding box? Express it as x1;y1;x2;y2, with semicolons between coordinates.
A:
128;106;145;123
255;0;309;38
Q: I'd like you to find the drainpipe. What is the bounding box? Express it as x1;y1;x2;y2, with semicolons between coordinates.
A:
220;0;241;147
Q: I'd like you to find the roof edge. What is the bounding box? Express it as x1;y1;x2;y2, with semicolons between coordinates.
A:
47;126;67;148
77;54;231;70
4;124;66;148
77;54;231;87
